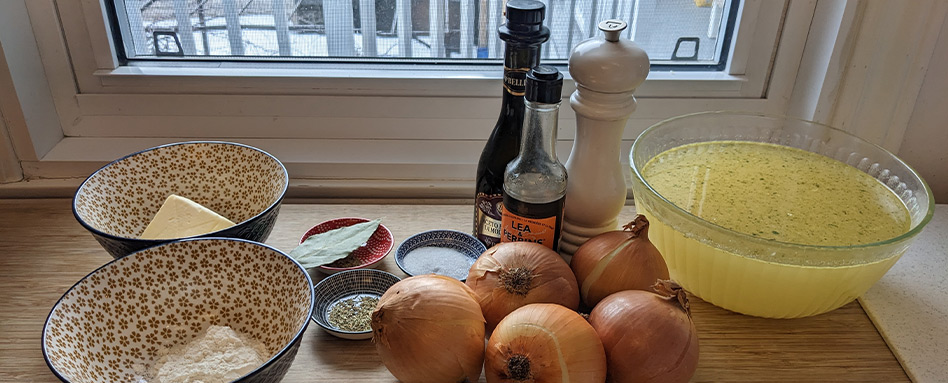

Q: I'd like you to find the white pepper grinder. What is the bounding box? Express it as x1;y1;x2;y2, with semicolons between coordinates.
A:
559;20;649;260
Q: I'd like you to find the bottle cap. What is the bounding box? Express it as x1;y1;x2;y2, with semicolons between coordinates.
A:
568;19;649;94
499;0;550;44
525;66;563;104
506;0;545;24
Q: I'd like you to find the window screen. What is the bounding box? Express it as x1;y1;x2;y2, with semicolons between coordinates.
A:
111;0;737;67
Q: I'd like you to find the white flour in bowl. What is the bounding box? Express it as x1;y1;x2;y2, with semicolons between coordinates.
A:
145;325;268;383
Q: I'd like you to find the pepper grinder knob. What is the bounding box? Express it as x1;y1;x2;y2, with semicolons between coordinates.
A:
559;19;650;260
600;19;625;42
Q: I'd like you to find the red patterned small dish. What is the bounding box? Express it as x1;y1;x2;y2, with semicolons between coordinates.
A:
301;218;394;274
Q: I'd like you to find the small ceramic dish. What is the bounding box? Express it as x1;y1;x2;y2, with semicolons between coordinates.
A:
300;218;394;274
395;230;487;282
311;269;401;340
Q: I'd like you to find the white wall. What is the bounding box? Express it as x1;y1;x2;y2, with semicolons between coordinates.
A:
0;41;25;183
899;19;948;204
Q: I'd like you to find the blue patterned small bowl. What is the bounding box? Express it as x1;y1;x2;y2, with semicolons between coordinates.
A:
72;141;288;259
311;269;401;340
395;230;487;282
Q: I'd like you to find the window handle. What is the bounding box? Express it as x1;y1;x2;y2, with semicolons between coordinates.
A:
671;37;700;61
153;31;185;57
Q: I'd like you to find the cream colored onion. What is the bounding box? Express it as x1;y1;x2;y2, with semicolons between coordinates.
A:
588;281;699;383
485;303;607;383
466;242;580;334
371;275;485;383
571;215;669;307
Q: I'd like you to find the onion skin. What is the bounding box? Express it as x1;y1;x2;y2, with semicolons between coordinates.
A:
571;215;669;307
371;275;486;383
587;281;699;383
485;303;607;383
466;242;580;334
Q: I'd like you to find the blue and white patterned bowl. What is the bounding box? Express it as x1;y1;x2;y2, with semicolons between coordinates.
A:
311;269;401;340
43;238;315;383
394;230;487;282
73;141;288;259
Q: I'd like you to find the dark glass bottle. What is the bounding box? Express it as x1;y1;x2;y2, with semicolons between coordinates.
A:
474;0;550;248
500;66;567;252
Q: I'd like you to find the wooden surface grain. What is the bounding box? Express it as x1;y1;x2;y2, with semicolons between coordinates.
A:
0;199;910;382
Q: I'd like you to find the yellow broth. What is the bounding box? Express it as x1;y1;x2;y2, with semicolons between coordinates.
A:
641;141;910;246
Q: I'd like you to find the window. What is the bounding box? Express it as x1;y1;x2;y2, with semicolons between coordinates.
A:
112;0;736;68
1;0;824;198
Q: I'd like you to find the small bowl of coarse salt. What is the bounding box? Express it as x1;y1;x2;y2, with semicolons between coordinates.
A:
394;230;487;282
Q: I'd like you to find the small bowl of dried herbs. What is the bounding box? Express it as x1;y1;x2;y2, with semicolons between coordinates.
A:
311;269;401;340
294;217;394;274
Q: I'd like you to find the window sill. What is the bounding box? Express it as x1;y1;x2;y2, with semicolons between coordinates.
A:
94;64;751;98
11;136;641;200
0;176;478;202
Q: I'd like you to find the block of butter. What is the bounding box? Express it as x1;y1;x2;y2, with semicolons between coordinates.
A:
140;194;236;240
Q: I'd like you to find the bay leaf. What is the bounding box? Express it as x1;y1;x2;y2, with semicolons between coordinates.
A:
289;219;382;269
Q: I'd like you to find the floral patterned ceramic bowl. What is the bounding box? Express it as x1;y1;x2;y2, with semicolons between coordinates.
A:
300;218;394;274
73;141;288;259
42;238;315;383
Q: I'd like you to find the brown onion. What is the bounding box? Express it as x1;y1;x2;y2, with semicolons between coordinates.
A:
371;275;485;383
466;242;580;334
486;303;607;383
588;280;699;383
571;215;669;307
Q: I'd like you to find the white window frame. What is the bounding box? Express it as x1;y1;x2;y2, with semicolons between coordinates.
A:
2;0;945;199
82;0;774;97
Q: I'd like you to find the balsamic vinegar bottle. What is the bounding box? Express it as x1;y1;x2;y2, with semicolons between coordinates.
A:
473;0;550;248
500;66;567;252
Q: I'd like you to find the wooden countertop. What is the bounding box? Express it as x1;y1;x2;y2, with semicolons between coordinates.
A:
0;199;910;382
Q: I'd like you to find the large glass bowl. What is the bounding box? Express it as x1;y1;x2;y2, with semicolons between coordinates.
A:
628;111;934;318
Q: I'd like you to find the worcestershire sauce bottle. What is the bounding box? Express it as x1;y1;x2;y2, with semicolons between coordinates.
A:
474;0;550;249
500;66;567;251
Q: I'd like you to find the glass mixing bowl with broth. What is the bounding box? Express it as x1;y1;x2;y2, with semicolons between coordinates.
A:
628;111;934;318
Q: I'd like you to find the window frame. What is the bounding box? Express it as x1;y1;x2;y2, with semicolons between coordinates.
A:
79;0;780;98
45;0;794;137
